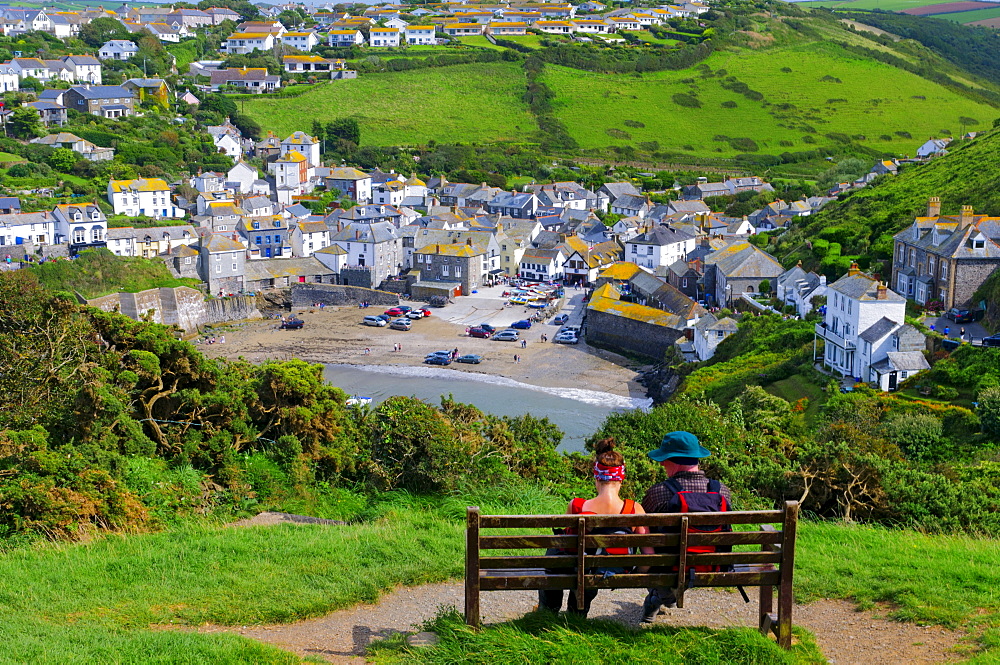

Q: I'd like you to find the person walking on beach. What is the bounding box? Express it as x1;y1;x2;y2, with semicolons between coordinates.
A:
364;347;370;355
521;339;527;349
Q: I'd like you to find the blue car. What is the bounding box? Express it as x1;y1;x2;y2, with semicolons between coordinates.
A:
424;355;452;366
511;319;532;329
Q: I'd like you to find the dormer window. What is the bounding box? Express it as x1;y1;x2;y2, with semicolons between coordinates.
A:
973;238;986;249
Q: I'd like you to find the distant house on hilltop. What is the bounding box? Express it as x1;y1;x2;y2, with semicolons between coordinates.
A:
916;138;951;159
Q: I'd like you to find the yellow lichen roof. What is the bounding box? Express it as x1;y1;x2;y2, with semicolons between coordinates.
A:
279;149;307;162
284;55;327;62
590;282;620;300
588;291;683;327
228;32;269;39
371;27;400;32
109;178;169;193
405;175;426;186
416;242;480;257
283;31;313;36
599;261;642;280
448;22;483;28
562;235;589;255
328;29;359;34
536;20;573;26
493;21;528;27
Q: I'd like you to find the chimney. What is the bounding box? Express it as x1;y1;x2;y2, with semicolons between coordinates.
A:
876;282;887;300
959;204;974;228
927;196;941;217
467;237;472;246
796;259;802;267
847;261;861;276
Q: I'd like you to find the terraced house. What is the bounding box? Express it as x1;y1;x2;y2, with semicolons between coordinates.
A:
891;198;1000;309
107;178;184;218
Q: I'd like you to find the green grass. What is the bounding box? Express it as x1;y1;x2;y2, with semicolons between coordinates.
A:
31;249;200;299
0;151;25;163
4;479;1000;662
500;34;545;49
765;373;826;423
243;62;535;146
369;610;826;664
457;35;506;50
797;0;950;10
165;41;200;72
938;6;1000;22
541;40;996;157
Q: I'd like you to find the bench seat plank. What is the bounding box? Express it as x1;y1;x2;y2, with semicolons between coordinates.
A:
479;510;784;529
480;531;782;550
480;571;782;591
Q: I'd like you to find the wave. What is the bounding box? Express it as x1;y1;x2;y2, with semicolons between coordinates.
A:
326;362;652;411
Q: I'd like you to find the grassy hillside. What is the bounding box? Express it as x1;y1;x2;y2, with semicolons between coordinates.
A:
791;126;1000;254
542;40;994;157
242;62;535;146
31;249;200;299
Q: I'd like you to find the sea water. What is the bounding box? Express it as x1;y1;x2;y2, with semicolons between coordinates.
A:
324;364;652;452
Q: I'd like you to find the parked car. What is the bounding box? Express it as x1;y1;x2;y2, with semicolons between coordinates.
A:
280;317;304;330
384;307;404;317
390;318;412;331
456;354;482;364
414;308;432;317
479;323;497;334
554;332;579;345
494;330;519;342
945;308;985;323
469;327;492;339
511;319;532;330
397;305;413;315
375;313;391;322
406;309;425;319
363;315;387;327
425;350;451;359
424;355;451;365
561;325;581;335
983;333;1000;348
553;314;569;325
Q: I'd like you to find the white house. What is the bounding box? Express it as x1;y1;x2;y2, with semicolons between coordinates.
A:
624;224;697;272
51;202;106;252
368;27;401;47
776;262;826;317
0;211;55;246
281;131;321;167
224;32;275;54
328;221;403;286
290;219;329;257
404;25;435;44
916;138;951;159
327;29;364;47
814;263;928;390
0;65;18;92
281;31;320;50
107;178;184;218
519;247;566;282
693;314;738;361
269;149;314;196
228;160;258;194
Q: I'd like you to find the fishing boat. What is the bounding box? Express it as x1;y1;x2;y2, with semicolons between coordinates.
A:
346;396;373;407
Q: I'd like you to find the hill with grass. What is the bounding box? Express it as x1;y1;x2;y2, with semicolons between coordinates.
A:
765;125;1000;281
245;1;1000;169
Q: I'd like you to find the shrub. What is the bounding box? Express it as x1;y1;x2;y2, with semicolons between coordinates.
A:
721;100;737;108
672;92;701;108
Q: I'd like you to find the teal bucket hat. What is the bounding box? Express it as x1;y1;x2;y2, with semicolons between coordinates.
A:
647;431;711;462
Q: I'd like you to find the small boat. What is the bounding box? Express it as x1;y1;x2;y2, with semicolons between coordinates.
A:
346;396;373;407
509;296;528;305
528;301;547;309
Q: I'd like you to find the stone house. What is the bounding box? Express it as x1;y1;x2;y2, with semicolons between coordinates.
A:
693;314;738;361
63;85;133;118
891;198;1000;309
625;224;697;273
199;234;246;296
328;221;402;287
586;282;687;360
702;240;783;306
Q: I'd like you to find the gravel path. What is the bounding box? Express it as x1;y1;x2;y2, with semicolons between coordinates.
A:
201;581;967;664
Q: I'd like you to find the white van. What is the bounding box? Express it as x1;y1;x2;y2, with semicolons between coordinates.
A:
363;315;387;327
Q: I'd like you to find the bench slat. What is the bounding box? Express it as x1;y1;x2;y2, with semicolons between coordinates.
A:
479;571;782;591
480;530;783;550
479;551;782;570
478;510;784;529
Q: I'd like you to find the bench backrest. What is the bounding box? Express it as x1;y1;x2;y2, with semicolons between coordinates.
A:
466;502;797;603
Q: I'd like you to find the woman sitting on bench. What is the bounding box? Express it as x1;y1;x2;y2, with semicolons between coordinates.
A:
539;438;652;617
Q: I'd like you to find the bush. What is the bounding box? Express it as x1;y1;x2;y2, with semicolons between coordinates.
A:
672;93;701;108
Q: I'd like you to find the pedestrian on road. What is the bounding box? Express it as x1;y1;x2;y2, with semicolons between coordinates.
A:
521;339;527;349
961;327;966;340
944;326;951;337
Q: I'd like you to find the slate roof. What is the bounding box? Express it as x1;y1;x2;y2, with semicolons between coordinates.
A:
828;270;904;302
201;234;245;252
244;257;331;280
329;221;400;244
858;316;899;344
629;224;696;247
69;85;132;100
703;242;783;279
613;194;649;211
871;351;931;373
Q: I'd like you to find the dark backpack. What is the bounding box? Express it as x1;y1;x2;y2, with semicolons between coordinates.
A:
658;478;732;574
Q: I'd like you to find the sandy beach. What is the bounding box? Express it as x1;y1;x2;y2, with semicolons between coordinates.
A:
197;288;650;399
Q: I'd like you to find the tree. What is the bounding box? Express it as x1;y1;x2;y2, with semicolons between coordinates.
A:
758;279;771;295
980;386;1000;437
47;148;79;173
326;118;361;147
8;106;42;139
80;17;132;47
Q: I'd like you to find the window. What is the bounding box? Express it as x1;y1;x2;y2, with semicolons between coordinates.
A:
442;264;449;276
232;263;237;271
631;245;637;254
216;264;221;273
91;228;102;242
73;229;85;243
455;266;462;277
940;261;948;279
265;235;272;244
974;239;986;249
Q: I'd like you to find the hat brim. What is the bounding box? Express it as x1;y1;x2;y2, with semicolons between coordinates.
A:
648;444;712;462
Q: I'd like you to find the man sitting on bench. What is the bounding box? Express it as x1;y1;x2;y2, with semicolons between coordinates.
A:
640;431;734;624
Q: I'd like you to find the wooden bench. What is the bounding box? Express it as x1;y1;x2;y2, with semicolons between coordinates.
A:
465;501;799;648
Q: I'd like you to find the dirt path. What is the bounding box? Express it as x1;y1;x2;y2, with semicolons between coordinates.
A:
200;581;966;664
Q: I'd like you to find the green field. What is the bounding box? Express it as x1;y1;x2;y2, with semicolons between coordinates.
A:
796;0;947;10
542;41;996;156
243;62;535;145
457;35;505;50
937;6;1000;22
0;151;25;163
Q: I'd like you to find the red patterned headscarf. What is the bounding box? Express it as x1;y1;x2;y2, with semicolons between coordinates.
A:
594;461;625;483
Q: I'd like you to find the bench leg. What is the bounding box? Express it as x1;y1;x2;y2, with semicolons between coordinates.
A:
777;583;793;649
759;583;774;638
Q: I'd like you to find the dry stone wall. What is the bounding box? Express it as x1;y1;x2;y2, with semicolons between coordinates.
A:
86;286;261;332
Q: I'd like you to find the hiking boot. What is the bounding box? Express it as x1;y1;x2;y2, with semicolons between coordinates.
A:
640;590;677;624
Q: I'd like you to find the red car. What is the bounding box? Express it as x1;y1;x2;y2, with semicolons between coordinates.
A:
384;307;404;317
415;307;432;317
469;327;492;339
